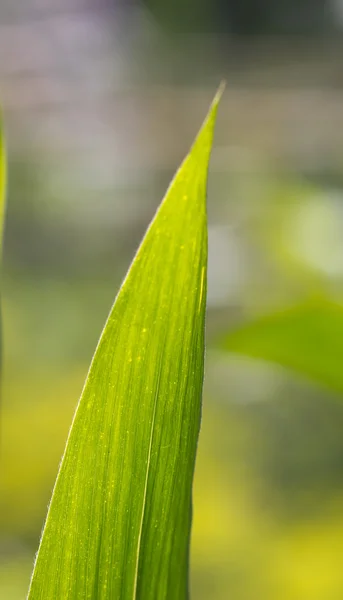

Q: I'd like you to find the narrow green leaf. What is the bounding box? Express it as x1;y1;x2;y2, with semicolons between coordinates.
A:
220;300;343;395
0;112;6;257
28;88;222;599
0;114;7;384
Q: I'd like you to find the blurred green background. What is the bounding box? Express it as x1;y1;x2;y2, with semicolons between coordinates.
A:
3;1;343;598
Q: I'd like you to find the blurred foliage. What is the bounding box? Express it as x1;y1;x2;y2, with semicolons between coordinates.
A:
143;0;333;34
220;300;343;395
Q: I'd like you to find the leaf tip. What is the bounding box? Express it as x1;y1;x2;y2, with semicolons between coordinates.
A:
213;80;226;106
190;82;225;165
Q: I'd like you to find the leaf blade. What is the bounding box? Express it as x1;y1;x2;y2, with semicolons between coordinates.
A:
0;113;6;256
28;90;221;600
0;114;7;386
220;300;343;395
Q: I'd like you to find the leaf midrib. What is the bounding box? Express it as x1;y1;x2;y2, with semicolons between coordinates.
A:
132;338;165;599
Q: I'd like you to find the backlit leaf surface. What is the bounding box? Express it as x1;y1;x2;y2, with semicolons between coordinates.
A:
28;90;222;599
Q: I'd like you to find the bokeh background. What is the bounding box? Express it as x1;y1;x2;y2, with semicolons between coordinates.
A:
2;1;343;598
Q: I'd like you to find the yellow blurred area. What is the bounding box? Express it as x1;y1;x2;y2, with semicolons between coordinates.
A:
1;371;81;539
194;414;343;599
3;367;343;599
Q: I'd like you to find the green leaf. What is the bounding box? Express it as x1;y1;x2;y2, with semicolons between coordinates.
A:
0;114;7;380
0;112;6;256
219;300;343;395
28;88;222;599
